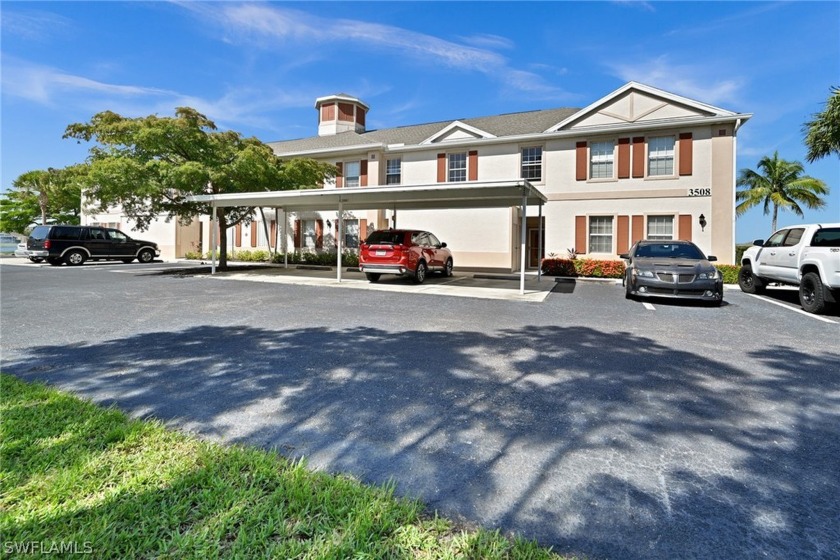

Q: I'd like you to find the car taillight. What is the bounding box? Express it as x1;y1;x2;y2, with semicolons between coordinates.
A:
44;240;51;249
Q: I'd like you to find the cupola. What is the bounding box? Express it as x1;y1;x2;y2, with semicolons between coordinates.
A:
315;94;369;136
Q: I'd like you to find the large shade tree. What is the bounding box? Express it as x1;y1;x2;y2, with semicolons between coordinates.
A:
64;107;334;269
804;86;840;162
736;151;829;233
0;166;84;234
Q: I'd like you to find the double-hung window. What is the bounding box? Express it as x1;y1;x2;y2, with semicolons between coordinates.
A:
648;136;675;176
647;216;674;240
521;146;543;181
386;158;401;185
302;220;317;249
344;161;361;188
344;219;360;248
589;141;614;179
588;216;614;253
448;152;467;182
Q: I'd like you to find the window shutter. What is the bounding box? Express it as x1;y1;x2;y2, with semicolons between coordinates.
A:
316;219;323;248
235;223;242;247
293;220;301;249
679;133;693;176
270;220;276;245
632;137;645;178
468;150;478;181
437;153;446;182
617;215;630;254
575;142;587;181
359;219;367;242
678;215;693;242
631;215;645;244
575;215;587;254
617;138;630;179
360;160;368;187
335;162;343;188
251;222;257;247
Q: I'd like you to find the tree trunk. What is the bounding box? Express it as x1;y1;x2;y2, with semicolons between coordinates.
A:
771;204;778;233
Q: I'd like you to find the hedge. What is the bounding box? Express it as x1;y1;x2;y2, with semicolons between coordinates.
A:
542;257;741;283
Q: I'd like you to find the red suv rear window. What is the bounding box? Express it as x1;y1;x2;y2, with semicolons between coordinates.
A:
364;231;406;245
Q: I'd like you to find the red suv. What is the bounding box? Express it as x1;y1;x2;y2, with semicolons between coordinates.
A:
359;229;453;284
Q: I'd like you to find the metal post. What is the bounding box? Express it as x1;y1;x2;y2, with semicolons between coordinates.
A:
538;202;543;282
520;192;527;295
337;202;343;282
211;202;217;275
283;211;288;269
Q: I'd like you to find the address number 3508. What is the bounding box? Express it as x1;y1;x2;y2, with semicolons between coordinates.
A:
688;188;711;197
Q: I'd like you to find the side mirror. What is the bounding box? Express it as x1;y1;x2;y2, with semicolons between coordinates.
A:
618;253;630;260
752;239;764;246
707;255;718;262
440;242;447;248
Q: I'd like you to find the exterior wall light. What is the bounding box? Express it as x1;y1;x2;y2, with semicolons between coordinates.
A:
699;214;707;231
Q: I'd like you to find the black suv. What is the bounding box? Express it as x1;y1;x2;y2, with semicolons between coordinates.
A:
27;225;160;266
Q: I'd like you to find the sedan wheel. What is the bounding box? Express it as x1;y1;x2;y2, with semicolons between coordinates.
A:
624;274;634;300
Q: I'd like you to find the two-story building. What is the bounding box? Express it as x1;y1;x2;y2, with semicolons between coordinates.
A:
83;82;751;268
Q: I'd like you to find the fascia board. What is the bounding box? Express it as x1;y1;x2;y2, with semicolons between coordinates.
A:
419;120;497;145
272;143;384;158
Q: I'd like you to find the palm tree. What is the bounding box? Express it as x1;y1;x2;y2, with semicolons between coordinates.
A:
736;152;829;233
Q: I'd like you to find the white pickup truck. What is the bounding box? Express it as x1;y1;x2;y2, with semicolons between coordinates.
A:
738;223;840;314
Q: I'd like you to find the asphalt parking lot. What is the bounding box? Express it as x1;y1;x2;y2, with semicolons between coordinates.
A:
1;258;838;559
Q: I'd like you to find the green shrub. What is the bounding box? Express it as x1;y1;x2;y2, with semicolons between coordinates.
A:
183;251;202;260
540;258;576;276
270;250;359;267
541;257;625;278
715;264;741;284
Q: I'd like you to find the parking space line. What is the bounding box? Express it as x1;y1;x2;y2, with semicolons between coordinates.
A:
643;302;656;311
745;293;838;324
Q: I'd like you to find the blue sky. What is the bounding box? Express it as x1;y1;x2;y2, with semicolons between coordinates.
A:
2;1;838;242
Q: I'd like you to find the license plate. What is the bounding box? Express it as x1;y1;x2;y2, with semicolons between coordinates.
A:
375;250;386;256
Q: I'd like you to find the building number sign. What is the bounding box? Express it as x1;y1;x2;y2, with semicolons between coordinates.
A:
688;188;711;197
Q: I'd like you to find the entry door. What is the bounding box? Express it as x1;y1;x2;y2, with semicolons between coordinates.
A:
528;228;544;268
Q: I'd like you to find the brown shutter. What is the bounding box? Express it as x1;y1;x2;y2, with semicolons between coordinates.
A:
321;103;335;121
270;220;276;244
617;215;630;254
632;137;645;178
315;219;323;249
631;215;645;244
335;162;343;188
360;159;368;187
338;103;353;121
575;142;587;181
617;138;630;179
359;219;367;243
468;150;478;181
437;153;446;182
679;133;693;176
575;215;587;254
679;215;693;242
293;220;301;249
251;222;257;248
356;108;366;127
235;223;242;247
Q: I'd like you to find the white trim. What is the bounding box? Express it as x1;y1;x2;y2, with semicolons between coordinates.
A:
420;120;497;145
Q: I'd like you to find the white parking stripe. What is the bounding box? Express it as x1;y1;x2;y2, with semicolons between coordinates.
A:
643;302;656;311
745;293;838;324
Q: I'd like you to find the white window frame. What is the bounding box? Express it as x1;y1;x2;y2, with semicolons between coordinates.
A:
647;215;674;240
343;219;360;249
448;152;467;182
589;141;614;179
588;216;614;253
302;220;317;249
385;158;401;185
344;161;361;188
521;146;543;182
648;136;675;176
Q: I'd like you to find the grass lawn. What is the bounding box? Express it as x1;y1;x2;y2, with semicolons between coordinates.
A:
1;374;576;559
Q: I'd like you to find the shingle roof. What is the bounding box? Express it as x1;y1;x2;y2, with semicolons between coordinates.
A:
268;106;580;155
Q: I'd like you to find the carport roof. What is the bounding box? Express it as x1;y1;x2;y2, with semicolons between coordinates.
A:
186;179;546;212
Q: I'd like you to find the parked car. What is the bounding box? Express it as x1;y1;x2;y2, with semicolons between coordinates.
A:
0;234;20;255
27;225;160;266
620;240;723;305
739;223;840;314
359;229;453;284
13;242;44;262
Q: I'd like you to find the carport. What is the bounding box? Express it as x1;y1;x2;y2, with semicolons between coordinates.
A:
187;179;547;294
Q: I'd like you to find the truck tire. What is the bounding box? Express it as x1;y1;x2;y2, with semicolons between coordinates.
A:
799;272;826;314
738;264;765;294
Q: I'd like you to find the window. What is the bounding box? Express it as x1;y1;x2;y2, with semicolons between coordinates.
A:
521;146;543;181
344;161;361;188
344;219;360;249
386;158;401;185
782;228;805;247
589;141;614;179
648;136;675;176
811;227;840;247
302;220;317;249
107;230;129;242
588;216;613;253
448;152;467;182
647;216;674;240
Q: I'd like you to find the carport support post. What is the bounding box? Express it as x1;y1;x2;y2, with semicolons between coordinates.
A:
520;192;527;294
211;202;217;275
283;212;288;269
337;201;343;283
538;203;543;282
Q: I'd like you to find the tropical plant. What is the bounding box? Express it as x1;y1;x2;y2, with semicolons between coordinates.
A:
63;107;335;269
0;167;83;233
735;152;829;233
804;86;840;162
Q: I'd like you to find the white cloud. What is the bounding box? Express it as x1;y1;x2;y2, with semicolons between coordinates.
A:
609;55;745;107
0;9;73;41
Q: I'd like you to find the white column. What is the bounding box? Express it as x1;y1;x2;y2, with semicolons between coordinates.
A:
337;202;343;282
538;203;543;282
210;202;217;275
520;192;527;294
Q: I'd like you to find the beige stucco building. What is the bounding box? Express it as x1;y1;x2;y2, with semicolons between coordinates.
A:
84;82;751;269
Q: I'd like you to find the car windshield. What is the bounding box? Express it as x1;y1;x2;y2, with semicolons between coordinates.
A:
635;243;705;259
365;231;405;245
